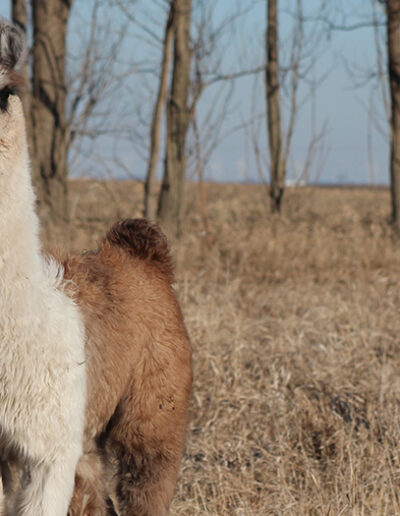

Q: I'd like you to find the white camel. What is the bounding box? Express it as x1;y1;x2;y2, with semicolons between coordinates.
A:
0;20;86;516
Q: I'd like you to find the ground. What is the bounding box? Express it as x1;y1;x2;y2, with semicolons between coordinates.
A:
68;181;400;515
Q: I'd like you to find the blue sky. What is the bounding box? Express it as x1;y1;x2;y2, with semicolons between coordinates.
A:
0;1;390;185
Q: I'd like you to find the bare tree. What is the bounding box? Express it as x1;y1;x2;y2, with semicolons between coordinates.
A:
12;0;74;242
29;0;73;243
144;2;175;221
158;0;192;237
266;0;285;213
310;1;400;226
357;0;400;225
385;0;400;228
150;0;256;235
262;0;330;209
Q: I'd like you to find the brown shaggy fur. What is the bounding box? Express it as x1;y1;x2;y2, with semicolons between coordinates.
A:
56;219;192;516
6;70;24;91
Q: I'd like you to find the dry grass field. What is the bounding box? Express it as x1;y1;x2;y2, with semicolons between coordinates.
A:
68;180;400;515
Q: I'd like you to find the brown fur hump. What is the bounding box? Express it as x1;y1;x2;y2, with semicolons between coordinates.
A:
105;218;174;281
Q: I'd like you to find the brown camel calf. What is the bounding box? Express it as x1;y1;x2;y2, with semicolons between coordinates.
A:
58;219;192;516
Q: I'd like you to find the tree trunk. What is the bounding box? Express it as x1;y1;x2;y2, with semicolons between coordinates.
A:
31;0;73;244
157;0;192;237
11;0;28;32
144;3;175;221
266;0;285;213
387;0;400;230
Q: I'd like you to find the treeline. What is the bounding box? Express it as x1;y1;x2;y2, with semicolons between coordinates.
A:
9;0;400;241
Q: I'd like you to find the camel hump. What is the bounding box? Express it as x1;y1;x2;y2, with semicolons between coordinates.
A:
104;219;174;281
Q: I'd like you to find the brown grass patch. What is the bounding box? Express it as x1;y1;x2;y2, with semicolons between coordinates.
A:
68;182;400;515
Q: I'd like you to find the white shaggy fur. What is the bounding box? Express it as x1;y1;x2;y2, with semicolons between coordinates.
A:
0;23;86;516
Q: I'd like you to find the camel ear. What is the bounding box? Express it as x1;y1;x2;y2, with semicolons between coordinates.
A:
0;19;27;71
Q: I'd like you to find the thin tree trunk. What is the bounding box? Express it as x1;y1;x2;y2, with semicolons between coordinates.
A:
266;0;285;213
144;3;175;221
31;0;73;244
158;0;192;237
387;0;400;229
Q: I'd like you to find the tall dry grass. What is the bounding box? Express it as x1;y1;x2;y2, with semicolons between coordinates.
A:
69;181;400;515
